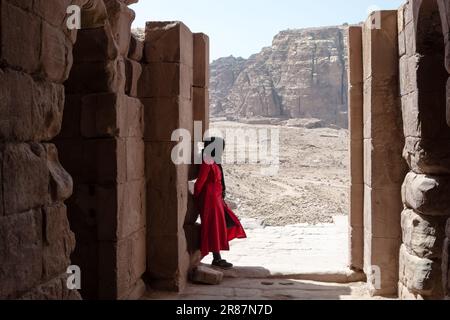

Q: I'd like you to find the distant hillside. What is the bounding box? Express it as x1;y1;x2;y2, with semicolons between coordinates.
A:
210;26;349;128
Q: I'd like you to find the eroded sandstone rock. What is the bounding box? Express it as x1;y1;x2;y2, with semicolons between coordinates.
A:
402;172;450;216
403;137;450;175
1;143;49;215
0;209;43;298
104;0;135;56
19;273;81;300
191;265;224;285
0;69;65;141
128;34;144;61
144;21;194;66
443;238;449;296
399;245;443;298
210;26;349;127
401;209;447;259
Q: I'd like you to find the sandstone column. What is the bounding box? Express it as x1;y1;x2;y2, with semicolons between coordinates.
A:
445;220;450;299
347;26;364;272
56;1;146;300
193;33;210;134
362;10;407;296
184;33;211;270
140;21;194;291
398;0;450;300
438;0;450;300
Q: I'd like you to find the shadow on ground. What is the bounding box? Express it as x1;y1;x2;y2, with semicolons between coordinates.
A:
143;265;372;300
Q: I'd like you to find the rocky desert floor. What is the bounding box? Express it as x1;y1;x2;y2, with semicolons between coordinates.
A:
210;120;350;226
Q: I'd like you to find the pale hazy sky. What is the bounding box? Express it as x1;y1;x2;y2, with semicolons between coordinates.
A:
130;0;405;61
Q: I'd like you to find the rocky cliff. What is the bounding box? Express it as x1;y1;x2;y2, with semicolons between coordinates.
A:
210;26;349;128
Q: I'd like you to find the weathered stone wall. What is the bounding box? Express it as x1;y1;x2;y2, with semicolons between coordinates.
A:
437;0;450;300
445;219;450;299
187;32;210;275
0;0;80;299
347;26;364;272
55;0;146;300
349;1;450;299
140;21;208;292
397;0;450;300
0;0;148;300
0;0;211;299
361;10;408;296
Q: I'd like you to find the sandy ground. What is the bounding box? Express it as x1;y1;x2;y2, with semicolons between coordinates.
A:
210;120;350;226
144;279;387;300
202;216;352;276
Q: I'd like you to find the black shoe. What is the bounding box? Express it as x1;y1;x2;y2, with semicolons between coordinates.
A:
212;259;233;269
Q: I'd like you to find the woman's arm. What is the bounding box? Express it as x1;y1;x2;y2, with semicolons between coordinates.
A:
194;163;211;197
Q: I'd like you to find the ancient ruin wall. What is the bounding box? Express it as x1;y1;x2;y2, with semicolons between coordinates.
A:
0;0;148;300
0;0;80;299
397;0;450;300
0;0;210;299
56;0;146;300
139;21;209;292
438;0;450;300
361;10;408;296
347;26;364;272
348;1;450;299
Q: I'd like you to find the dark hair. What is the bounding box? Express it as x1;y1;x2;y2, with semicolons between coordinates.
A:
203;136;225;158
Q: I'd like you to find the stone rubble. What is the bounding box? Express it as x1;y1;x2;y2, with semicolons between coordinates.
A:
190;266;224;285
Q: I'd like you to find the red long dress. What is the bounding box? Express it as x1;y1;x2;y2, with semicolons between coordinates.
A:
194;160;247;258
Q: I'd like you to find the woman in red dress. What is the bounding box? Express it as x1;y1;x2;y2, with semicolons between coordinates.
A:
194;137;247;269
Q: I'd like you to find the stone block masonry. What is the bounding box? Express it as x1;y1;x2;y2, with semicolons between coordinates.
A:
0;0;80;300
438;0;450;300
54;0;146;300
140;21;210;292
347;26;364;272
444;220;450;298
141;21;194;292
347;2;450;299
361;10;407;296
193;33;210;135
0;0;211;299
397;0;450;300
